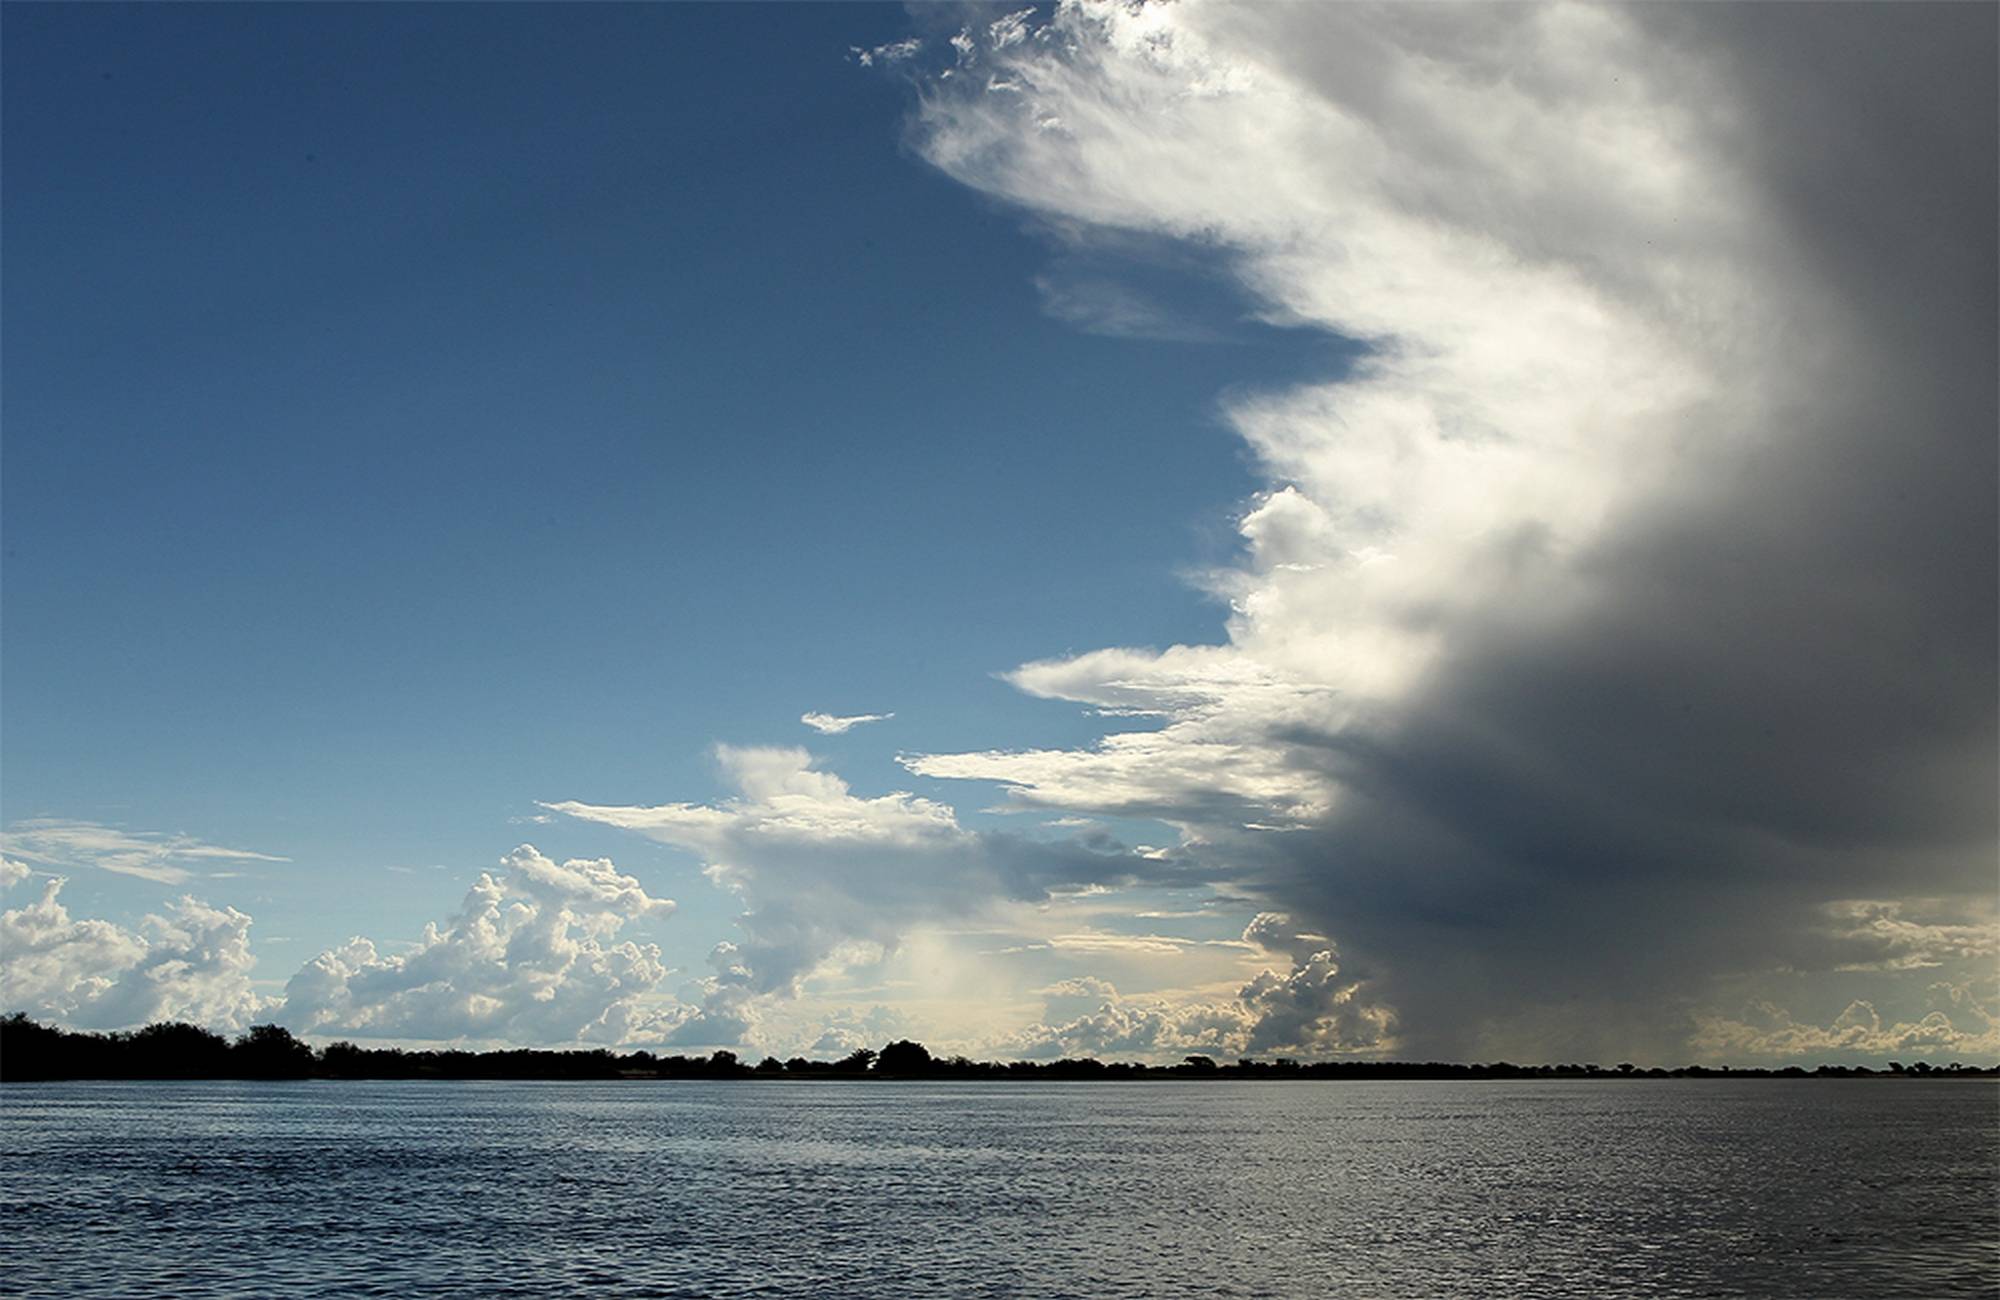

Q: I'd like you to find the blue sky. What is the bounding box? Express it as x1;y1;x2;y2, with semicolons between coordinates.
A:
4;4;1336;960
4;2;1992;1064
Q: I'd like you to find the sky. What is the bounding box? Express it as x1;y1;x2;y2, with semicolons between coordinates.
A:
3;1;1994;1066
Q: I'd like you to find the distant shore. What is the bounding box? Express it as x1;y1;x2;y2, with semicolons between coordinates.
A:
4;1014;1993;1084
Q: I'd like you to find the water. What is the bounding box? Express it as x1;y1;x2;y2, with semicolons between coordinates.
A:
2;1080;1993;1298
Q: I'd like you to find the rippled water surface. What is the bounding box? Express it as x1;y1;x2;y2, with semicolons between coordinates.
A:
2;1080;1994;1297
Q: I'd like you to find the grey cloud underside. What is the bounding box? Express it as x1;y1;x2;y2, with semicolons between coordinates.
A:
904;2;1996;1060
1276;5;1993;1057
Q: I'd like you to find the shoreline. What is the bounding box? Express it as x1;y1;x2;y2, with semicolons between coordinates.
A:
5;1014;1993;1085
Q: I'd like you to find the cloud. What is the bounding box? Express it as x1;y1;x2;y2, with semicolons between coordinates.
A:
801;1004;911;1059
1789;900;2000;975
1004;930;1249;957
1032;272;1220;343
548;745;1171;1039
800;711;895;735
1235;911;1393;1054
1692;988;2000;1064
0;858;30;891
995;913;1394;1061
1238;949;1391;1056
1;877;263;1032
898;1;1996;1060
0;819;288;885
851;37;921;69
999;989;1246;1061
1;846;688;1047
278;845;681;1046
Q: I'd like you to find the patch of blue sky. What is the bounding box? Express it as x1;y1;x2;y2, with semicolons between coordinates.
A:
1;5;1355;978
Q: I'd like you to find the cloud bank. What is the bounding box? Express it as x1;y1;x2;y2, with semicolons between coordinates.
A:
281;846;679;1045
2;874;263;1032
1;847;688;1047
892;0;1995;1060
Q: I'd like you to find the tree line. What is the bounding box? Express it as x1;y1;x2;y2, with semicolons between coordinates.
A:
1;1014;1991;1083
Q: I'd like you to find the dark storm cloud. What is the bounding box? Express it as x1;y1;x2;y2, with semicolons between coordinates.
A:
906;1;1996;1060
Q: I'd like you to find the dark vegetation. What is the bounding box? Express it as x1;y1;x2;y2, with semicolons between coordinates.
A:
3;1015;1994;1083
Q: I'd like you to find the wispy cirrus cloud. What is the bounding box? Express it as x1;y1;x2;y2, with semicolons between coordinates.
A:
1032;271;1221;343
800;710;894;736
0;819;288;885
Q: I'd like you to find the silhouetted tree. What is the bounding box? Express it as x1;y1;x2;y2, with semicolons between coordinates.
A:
320;1041;369;1077
875;1039;932;1076
0;1013;70;1080
834;1047;877;1074
232;1024;314;1079
127;1021;232;1077
0;1012;1988;1083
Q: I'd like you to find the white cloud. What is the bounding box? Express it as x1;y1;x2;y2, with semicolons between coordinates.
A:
1032;272;1219;342
278;845;681;1046
0;857;30;891
1;846;690;1048
548;745;1157;1040
1;877;263;1032
904;0;1732;817
999;990;1246;1061
851;37;921;69
1026;931;1225;956
800;710;895;735
0;819;287;886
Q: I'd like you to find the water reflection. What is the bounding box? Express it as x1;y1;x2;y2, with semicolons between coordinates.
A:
2;1080;1994;1297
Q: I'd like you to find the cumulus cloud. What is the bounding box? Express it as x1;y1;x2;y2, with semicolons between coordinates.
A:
279;845;681;1046
1692;987;2000;1064
1238;950;1392;1056
0;819;288;885
1000;989;1244;1061
896;1;1995;1060
548;745;1170;1040
996;913;1393;1061
1235;911;1394;1055
1;846;690;1047
801;711;895;735
1;877;263;1032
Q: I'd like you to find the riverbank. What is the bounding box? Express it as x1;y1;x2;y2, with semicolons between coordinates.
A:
5;1014;1992;1083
